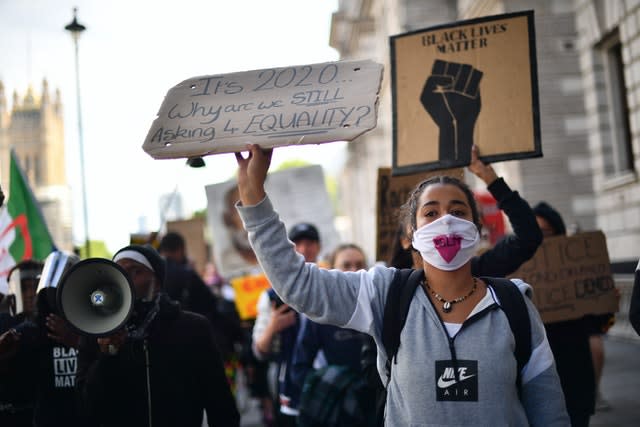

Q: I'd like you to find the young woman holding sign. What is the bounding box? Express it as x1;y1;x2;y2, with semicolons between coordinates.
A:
234;144;569;426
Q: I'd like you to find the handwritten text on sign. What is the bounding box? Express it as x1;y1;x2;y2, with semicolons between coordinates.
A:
143;60;384;159
509;231;619;324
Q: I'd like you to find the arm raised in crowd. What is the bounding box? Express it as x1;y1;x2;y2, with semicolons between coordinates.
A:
468;145;543;277
235;145;271;207
235;145;394;332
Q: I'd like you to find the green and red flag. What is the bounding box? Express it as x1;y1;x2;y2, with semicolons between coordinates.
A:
0;149;56;293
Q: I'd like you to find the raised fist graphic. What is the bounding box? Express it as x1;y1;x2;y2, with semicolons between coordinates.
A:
420;59;483;166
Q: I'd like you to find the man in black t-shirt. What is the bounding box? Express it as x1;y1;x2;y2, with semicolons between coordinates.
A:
1;255;83;427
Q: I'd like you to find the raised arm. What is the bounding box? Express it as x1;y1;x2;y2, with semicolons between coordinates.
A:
234;145;395;335
468;144;498;186
469;145;543;277
235;144;272;207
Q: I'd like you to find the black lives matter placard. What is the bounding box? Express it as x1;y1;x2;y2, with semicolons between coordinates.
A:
509;231;619;324
143;60;383;159
390;10;541;175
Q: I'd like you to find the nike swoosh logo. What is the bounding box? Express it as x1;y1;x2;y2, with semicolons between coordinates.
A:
437;373;476;388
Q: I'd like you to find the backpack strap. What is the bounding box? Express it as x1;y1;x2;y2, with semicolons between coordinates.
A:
382;268;425;383
481;276;532;392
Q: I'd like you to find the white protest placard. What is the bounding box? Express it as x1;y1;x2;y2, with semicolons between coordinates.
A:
143;60;384;159
205;164;340;278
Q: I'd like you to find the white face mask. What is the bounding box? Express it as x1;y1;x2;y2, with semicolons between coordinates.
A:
412;214;480;271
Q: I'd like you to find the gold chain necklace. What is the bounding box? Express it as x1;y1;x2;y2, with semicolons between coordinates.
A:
424;277;478;313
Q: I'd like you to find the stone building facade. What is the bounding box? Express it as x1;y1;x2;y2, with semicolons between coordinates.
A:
330;0;639;266
0;80;74;252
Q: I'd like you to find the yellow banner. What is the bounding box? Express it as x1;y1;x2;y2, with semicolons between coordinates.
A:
230;273;271;320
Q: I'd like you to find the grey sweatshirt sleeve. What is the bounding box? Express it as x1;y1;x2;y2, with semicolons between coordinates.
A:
237;196;395;335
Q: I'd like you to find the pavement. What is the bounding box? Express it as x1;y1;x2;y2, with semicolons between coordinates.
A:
239;398;265;427
236;335;640;426
590;335;640;427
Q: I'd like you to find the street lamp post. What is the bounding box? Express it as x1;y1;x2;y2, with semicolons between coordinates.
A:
65;8;90;257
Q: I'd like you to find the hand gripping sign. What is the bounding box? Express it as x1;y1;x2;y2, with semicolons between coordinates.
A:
143;60;384;159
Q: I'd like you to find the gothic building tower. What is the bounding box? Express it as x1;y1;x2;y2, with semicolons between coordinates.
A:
0;79;73;252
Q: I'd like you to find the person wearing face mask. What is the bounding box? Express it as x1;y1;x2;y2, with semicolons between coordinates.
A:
386;145;544;275
75;245;239;427
362;146;545;426
234;144;569;427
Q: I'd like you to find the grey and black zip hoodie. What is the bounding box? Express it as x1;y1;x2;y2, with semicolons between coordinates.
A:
238;196;569;427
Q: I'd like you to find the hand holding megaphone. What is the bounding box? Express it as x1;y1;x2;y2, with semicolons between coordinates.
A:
45;313;81;348
97;329;127;355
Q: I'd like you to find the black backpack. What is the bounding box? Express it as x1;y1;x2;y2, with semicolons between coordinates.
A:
297;364;376;427
375;268;532;423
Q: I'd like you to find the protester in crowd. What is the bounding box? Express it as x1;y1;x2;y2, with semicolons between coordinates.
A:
536;200;617;415
251;222;321;427
466;144;544;276
240;320;275;427
0;260;43;324
292;243;374;426
75;244;239;427
158;231;214;312
586;313;614;411
386;145;544;274
387;224;416;269
0;256;82;427
0;260;44;427
158;231;243;364
532;201;595;427
235;144;568;426
630;258;640;336
363;146;547;425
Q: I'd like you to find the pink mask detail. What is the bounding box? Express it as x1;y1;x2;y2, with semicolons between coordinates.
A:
433;234;462;263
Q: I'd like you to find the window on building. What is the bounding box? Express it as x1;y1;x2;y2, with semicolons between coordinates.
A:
599;31;634;177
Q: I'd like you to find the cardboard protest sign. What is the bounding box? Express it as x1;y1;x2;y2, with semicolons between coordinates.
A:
509;231;619;324
376;167;463;263
129;232;159;248
143;60;384;159
390;10;541;175
205;164;339;278
230;273;271;320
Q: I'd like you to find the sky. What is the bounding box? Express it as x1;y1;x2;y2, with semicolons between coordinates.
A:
0;0;346;254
